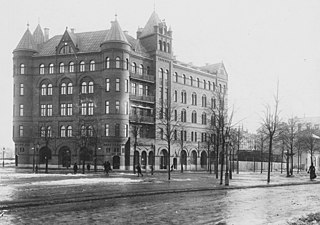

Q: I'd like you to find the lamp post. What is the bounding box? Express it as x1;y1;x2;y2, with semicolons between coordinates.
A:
225;135;230;186
2;147;5;167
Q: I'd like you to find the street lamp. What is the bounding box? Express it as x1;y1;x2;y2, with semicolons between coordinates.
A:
225;135;230;186
2;147;5;167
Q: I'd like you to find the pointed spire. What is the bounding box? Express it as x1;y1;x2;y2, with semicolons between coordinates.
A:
14;26;37;52
139;11;161;38
33;24;44;45
103;18;129;44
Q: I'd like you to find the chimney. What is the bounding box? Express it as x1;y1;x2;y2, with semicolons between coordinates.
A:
44;28;49;41
71;28;75;34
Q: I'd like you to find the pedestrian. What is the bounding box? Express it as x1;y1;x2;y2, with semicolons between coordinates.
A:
73;163;78;174
87;163;91;171
136;164;143;177
308;163;317;180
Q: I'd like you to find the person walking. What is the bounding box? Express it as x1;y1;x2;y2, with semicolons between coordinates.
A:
73;163;78;174
136;164;143;177
308;163;317;180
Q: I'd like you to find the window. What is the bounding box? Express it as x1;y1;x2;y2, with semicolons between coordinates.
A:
131;62;137;74
60;126;66;137
67;83;73;94
39;64;45;74
116;57;121;69
19;83;24;96
41;84;46;96
105;124;109;136
183;74;186;84
202;112;207;125
173;72;178;82
181;109;186;122
116;79;120;92
202;95;207;107
115;124;120;137
105;57;110;69
192;111;197;123
89;60;95;71
131;83;136;95
115;101;120;114
88;102;94;115
67;126;72;137
19;104;23;116
106;79;110;92
174;90;177;102
61;104;66;116
125;79;128;93
47;104;52;116
81;82;87;94
192;93;197;105
49;63;54;74
139;64;143;75
80;61;85;72
41;104;46;116
19;125;23;137
69;62;74;73
59;63;65;73
20;64;25;75
81;103;87;115
67;103;72;116
61;83;66;95
47;84;52;95
88;81;94;93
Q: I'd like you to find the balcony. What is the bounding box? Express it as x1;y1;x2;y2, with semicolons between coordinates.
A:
130;72;155;83
130;94;155;103
129;115;154;124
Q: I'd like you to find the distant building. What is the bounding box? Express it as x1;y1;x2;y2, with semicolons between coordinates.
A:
12;11;228;171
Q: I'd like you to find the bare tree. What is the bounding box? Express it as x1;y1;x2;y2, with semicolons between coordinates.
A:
260;84;281;183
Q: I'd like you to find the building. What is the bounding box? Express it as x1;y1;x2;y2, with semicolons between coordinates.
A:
12;11;228;171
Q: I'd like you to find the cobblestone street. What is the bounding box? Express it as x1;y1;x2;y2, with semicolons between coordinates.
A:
1;168;320;224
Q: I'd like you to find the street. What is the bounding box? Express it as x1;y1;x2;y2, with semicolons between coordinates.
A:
0;168;320;224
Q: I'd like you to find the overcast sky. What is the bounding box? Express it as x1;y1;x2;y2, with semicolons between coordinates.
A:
1;0;320;147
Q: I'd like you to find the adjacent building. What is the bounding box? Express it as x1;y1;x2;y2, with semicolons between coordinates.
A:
12;12;228;171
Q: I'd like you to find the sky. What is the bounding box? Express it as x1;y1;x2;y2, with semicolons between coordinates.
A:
1;0;320;148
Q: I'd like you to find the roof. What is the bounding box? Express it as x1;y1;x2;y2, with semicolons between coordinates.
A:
139;11;161;38
103;20;129;44
14;28;38;52
33;24;44;45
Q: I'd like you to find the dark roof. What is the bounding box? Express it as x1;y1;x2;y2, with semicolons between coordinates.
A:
15;28;38;52
35;29;146;56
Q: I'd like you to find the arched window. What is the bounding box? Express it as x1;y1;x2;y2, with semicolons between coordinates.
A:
41;84;46;96
61;83;66;95
69;62;74;73
20;64;25;74
39;64;45;75
139;64;144;75
105;57;110;69
59;63;65;73
60;126;66;137
88;81;94;93
190;76;193;86
192;93;197;105
67;126;72;137
79;61;85;72
183;74;186;84
202;95;207;107
81;82;87;94
202;112;207;125
131;62;137;73
47;84;53;95
115;57;121;69
192;111;197;123
67;83;73;94
49;63;54;74
89;60;95;71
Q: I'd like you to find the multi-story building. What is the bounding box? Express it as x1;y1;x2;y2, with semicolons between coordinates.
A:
12;11;228;171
